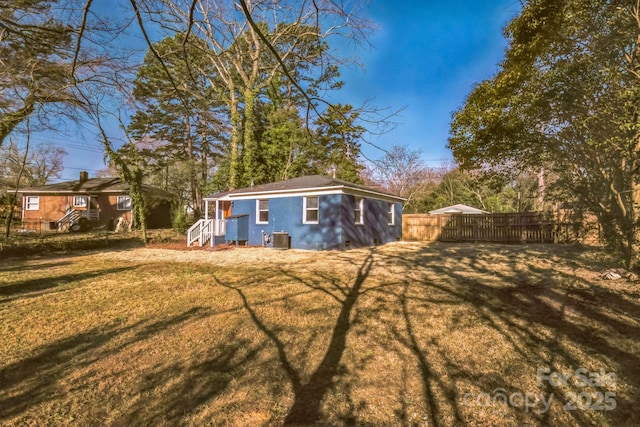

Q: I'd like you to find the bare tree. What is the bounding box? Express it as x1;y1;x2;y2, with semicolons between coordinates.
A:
0;0;121;147
0;141;67;186
128;0;377;188
365;144;437;212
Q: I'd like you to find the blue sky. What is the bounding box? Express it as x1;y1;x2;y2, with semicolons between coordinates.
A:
340;0;520;166
47;0;520;181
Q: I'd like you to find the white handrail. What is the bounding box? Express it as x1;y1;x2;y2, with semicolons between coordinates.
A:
187;219;203;246
187;218;227;247
57;209;81;231
200;219;213;246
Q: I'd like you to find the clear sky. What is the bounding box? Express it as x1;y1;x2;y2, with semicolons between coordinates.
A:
46;0;520;181
341;0;520;166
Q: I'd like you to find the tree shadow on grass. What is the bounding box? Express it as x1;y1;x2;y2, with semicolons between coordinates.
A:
214;251;374;425
0;260;76;274
0;307;213;422
376;243;640;426
0;267;135;304
3;243;638;425
389;282;465;427
113;331;263;426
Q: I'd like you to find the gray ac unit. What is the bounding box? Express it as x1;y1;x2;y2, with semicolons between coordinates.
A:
273;232;290;249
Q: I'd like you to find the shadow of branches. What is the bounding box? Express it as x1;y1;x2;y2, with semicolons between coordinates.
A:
371;243;640;426
214;252;375;425
0;307;212;422
2;242;638;426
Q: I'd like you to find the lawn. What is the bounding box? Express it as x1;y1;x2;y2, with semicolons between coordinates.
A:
1;242;638;426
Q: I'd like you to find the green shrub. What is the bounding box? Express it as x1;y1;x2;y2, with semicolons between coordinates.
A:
172;207;189;234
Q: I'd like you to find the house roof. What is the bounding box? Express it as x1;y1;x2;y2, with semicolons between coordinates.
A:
19;177;172;200
429;204;489;215
206;175;405;203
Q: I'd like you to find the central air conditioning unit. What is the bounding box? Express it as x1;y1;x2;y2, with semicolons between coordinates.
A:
272;231;290;250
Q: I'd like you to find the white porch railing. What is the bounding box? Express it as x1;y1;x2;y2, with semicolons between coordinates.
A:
187;218;226;247
187;219;206;246
214;218;226;237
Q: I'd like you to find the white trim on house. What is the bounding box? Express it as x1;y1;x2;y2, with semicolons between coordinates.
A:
116;195;132;211
256;199;269;224
303;196;319;224
388;203;395;225
204;186;405;204
354;197;364;225
25;196;40;210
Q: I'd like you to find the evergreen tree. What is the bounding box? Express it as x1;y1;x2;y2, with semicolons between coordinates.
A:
314;104;365;183
128;34;225;217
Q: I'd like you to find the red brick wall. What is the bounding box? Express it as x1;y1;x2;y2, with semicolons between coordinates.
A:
20;193;169;230
21;193;133;230
22;195;70;224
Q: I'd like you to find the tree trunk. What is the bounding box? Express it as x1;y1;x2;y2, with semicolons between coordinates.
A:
185;119;202;218
242;88;258;185
629;138;640;270
229;97;242;190
5;121;31;238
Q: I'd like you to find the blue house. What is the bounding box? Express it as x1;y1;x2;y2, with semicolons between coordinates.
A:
187;175;405;250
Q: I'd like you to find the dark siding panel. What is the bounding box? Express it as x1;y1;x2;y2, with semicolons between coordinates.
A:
341;196;402;248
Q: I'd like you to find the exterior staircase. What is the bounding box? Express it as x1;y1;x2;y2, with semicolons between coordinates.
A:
57;209;82;232
187;218;225;246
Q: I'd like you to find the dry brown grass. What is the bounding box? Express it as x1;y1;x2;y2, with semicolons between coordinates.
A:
1;242;638;426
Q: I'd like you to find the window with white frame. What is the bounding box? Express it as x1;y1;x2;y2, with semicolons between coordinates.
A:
354;197;364;225
256;199;269;223
25;196;40;210
303;196;319;223
116;195;132;211
388;203;395;225
73;196;87;207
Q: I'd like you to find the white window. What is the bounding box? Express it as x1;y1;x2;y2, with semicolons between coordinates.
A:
117;195;132;211
303;196;319;224
354;197;364;225
256;199;269;224
73;196;87;207
25;196;40;210
388;203;395;225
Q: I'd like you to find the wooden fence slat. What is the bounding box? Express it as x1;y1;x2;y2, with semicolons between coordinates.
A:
402;213;557;243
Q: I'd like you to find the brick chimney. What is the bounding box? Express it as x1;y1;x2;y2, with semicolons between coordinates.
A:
79;171;89;182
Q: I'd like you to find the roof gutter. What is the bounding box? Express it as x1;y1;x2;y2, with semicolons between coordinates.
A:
204;185;406;203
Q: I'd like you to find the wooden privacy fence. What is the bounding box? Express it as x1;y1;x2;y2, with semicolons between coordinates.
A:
403;213;557;243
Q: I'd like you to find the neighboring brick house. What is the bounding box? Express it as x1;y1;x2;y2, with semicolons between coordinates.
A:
19;172;172;232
